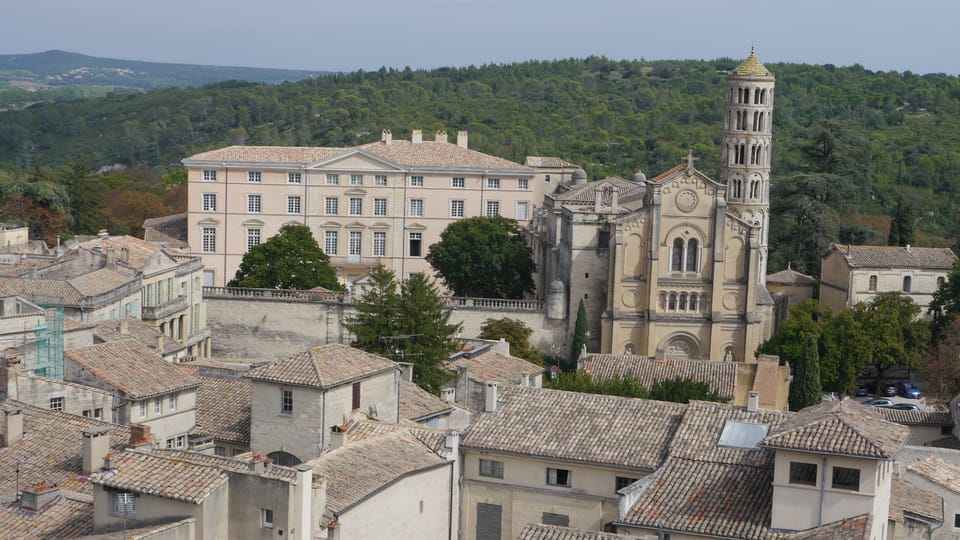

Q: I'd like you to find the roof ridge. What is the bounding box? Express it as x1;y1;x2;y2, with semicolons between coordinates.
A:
309;347;326;387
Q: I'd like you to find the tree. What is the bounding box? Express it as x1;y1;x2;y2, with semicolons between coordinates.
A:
343;265;401;357
59;155;106;235
923;318;960;400
930;263;960;342
648;378;722;404
568;300;589;370
819;309;868;395
789;334;822;411
759;299;826;362
855;292;930;382
479;318;542;364
425;216;535;299
888;195;916;246
227;224;341;290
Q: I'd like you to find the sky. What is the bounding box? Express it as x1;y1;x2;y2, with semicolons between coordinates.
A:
2;0;958;75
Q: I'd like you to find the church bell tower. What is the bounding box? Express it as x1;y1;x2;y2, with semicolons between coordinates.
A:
720;49;775;284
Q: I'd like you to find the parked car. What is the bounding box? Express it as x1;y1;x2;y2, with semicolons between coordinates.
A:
865;398;894;407
855;385;869;397
897;381;922;399
881;384;898;397
889;403;920;411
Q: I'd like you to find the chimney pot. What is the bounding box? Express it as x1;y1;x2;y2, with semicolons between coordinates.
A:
105;247;116;271
440;387;456;403
329;424;347;450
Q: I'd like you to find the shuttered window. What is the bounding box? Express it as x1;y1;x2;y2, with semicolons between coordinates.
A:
476;503;502;540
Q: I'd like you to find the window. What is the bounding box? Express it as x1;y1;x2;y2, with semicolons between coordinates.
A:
326;174;340;185
546;467;571;487
452;176;465;188
542;512;569;527
49;397;64;412
410;199;424;217
247;194;262;213
169;394;177;411
202;193;217;212
349;197;363;216
281;389;293;414
261;508;274;529
325;197;339;215
685;239;699;272
831;466;860;491
288;172;302;184
410;175;424;187
672;238;683;271
375;175;388;186
517;178;529;190
324;231;338;255
247;228;261;251
789;462;817;486
139;401;147;418
516;201;529;221
479;459;504;479
373;231;386;256
176;435;185;448
202;170;217;182
868;275;877;291
94;408;103;419
349;231;362;257
166;438;175;449
154;397;162;414
487;178;500;189
287;195;301;214
486;201;500;217
352;381;361;410
214;446;226;457
545;174;551;182
903;276;912;293
451;200;465;218
350;174;363;185
111;492;136;516
202;228;216;253
374;198;387;216
409;232;423;257
954;513;960;529
615;476;638;491
247;171;261;183
476;503;502;540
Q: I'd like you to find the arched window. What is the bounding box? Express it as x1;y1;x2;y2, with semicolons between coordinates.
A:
750;181;760;199
672;239;683;271
738;88;744;103
678;293;687;311
903;276;912;293
731;178;742;199
659;292;667;311
689;294;698;312
758;112;764;131
754;88;761;104
760;89;767;104
685;239;699;272
668;293;677;311
868;275;878;291
753;111;760;131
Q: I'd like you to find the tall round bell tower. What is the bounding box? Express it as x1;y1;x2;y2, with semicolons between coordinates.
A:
720;49;775;284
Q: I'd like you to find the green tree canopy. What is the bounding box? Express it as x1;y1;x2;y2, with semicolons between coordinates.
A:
930;262;960;342
425;216;535;299
789;334;823;411
227;224;342;290
888;195;916;247
479;318;542;364
546;371;724;404
854;292;929;379
648;378;721;404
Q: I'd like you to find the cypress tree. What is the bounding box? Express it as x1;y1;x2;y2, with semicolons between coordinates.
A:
569;300;588;371
789;334;823;411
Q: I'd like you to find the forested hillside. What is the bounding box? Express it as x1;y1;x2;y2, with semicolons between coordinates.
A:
0;56;958;275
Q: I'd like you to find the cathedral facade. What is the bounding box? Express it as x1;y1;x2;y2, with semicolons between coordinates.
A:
530;52;777;363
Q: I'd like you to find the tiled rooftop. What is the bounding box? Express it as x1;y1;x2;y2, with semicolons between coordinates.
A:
761;398;909;459
766;267;817;286
399;379;452;422
346;418;448;453
64;340;199;400
149;448;321;487
195;376;251;445
184;145;343;164
446;350;543;385
581;354;737;401
732;52;774;77
666;401;790;465
76;235;175;272
90;450;228;504
524;156;580;169
245;343;397;389
0;267;138;306
0;494;94;539
552;177;642;205
890;478;942;524
518;524;639;540
908;454;960;494
830;244;957;269
649;164;686;183
94;317;186;356
462;387;686;470
874;407;952;426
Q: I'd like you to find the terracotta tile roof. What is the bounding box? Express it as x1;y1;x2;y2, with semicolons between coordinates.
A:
761;398;909;459
829;244;957;269
908;454;960;493
358;140;532;171
524;156;580;169
784;514;872;539
64;340;199;400
346;418;448;453
446;350;543;385
308;430;447;520
890;478;943;524
184;145;344;163
0;267;137;306
875;407;953;426
462;387;686;470
0;494;94;539
76;517;196;539
649;164;685;182
94;317;186;356
245;344;397;389
666;401;790;465
766;267;817;286
553;177;642;205
90;450;227;504
399;380;452;421
518;524;639;540
77;235;177;272
149;448;320;487
0;401;131;498
66;268;139;297
581;354;737;401
142;213;188;245
732;52;774;77
195;376;251;445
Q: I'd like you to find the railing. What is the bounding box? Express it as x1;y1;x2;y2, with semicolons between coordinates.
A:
142;295;190;320
442;297;544;311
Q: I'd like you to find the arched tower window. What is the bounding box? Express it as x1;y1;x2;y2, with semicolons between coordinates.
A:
685;239;699;272
731;178;742;199
689;293;698;311
754;88;761;104
761;89;767;104
668;293;677;310
902;276;912;293
678;293;687;311
753;111;760;131
758;112;765;131
672;239;684;271
868;275;877;291
659;292;667;311
750;180;760;199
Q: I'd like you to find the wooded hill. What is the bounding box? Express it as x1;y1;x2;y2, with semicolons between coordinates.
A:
0;56;958;276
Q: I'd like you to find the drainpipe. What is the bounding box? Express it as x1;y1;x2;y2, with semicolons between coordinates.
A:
321;390;327;451
447;460;454;540
817;455;827;526
223;165;229;286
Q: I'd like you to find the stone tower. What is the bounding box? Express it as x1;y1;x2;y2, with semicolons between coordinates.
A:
720;49;775;284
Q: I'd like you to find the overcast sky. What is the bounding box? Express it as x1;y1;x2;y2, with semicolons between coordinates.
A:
2;0;957;75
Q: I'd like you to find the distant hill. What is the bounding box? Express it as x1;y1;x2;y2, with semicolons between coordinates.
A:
0;50;328;106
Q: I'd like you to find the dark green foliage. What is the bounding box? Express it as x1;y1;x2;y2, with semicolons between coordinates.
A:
648;378;722;404
888;196;916;246
569;300;589;370
344;265;462;394
59;155;106;235
854;292;929;379
425;216;535;299
227;224;341;290
547;371;724;404
929;262;960;342
789;334;823;411
479;318;542;364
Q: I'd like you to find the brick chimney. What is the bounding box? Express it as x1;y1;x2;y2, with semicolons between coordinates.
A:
82;427;111;475
129;424;152;447
250;454;270;473
411;129;423;144
1;406;24;447
457;130;468;149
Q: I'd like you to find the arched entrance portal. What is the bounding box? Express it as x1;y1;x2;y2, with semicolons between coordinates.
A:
660;334;702;361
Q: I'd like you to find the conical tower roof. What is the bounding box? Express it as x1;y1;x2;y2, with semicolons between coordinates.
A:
731;49;773;77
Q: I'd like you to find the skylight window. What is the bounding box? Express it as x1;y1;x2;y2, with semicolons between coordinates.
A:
718;421;769;450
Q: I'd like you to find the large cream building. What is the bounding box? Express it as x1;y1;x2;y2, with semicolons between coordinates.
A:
183;130;564;287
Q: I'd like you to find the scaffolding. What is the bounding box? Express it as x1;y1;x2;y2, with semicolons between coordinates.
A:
33;308;63;380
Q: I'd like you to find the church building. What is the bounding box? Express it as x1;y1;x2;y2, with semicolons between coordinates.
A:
530;51;777;363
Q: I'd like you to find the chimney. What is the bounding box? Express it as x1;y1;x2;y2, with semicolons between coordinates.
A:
611;188;619;212
156;334;164;351
103;453;115;470
443;429;460;460
1;406;24;447
595;186;603;213
381;129;392;145
484;381;499;413
329;424;347;450
520;373;530;388
411;129;423;144
398;362;414;383
250;455;269;474
747;391;760;413
435;130;448;143
440;387;456;403
119;319;129;335
104;247;116;271
129;424;152;447
82;427;111;475
293;464;314;538
457;130;468;148
654;349;666;363
20;482;62;513
97;229;109;239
